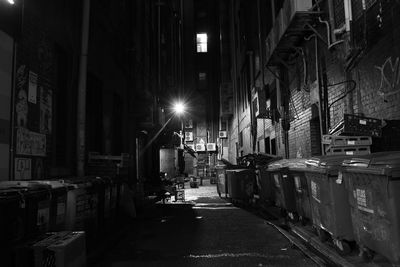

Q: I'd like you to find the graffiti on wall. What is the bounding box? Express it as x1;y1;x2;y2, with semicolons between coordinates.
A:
375;57;400;99
16;127;46;156
14;158;31;180
40;85;52;134
16;65;28;127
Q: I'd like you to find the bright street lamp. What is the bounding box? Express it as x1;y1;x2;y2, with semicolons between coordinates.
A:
173;102;185;115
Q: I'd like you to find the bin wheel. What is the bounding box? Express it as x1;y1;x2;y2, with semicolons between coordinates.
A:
334;239;352;255
317;228;329;243
359;247;375;261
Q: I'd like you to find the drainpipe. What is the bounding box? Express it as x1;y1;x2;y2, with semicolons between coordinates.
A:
9;41;17;180
257;0;267;152
77;0;90;177
157;0;161;95
231;0;240;162
327;0;336;43
344;0;352;32
315;36;325;155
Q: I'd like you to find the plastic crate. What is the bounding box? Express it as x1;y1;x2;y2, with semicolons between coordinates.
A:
343;114;382;137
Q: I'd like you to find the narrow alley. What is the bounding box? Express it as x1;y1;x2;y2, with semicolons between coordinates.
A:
91;180;317;267
2;0;400;266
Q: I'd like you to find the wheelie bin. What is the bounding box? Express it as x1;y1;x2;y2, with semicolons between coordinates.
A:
0;188;31;266
255;165;275;207
342;151;400;264
64;177;103;240
266;159;309;220
266;159;296;218
226;168;255;204
215;164;228;198
0;181;51;237
31;180;71;231
304;155;355;254
286;159;312;223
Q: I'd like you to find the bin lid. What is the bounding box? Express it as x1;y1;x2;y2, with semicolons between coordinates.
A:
0;181;51;190
305;155;354;175
266;158;307;171
225;168;253;173
342;151;400;177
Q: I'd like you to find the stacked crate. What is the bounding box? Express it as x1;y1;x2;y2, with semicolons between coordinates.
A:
322;135;372;156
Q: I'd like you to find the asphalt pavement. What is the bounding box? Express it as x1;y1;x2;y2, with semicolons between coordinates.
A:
91;180;317;267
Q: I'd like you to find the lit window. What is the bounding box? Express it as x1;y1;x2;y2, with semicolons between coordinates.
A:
196;33;208;53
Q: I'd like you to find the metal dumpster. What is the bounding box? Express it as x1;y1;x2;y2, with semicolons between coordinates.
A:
305;155;355;254
342;151;400;264
226;169;255;203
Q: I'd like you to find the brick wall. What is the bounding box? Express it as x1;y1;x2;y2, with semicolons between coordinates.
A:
224;1;400;161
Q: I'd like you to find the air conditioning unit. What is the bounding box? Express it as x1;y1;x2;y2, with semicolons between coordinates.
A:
185;131;193;141
219;131;227;138
195;144;205;152
206;143;216;151
253;87;268;118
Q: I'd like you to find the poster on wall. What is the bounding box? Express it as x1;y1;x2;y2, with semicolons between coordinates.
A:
16;127;46;156
14;158;31;180
40;86;52;134
28;71;37;104
16;65;28;127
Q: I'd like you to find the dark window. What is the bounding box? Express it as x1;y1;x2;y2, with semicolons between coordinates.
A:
271;138;276;155
265;137;271;154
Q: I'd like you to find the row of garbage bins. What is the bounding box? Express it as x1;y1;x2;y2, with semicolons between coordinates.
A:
216;152;400;265
0;176;122;266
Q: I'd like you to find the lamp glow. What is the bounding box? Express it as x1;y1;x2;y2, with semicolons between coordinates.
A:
7;0;15;4
173;102;185;115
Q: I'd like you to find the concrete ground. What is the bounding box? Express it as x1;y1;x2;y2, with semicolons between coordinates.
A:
91;180;317;267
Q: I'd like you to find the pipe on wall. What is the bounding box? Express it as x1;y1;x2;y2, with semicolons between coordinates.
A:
76;0;91;177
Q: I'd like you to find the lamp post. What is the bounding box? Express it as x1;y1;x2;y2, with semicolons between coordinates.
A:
140;101;186;157
173;102;185;149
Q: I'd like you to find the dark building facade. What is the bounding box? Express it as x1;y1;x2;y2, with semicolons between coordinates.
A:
0;0;186;199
